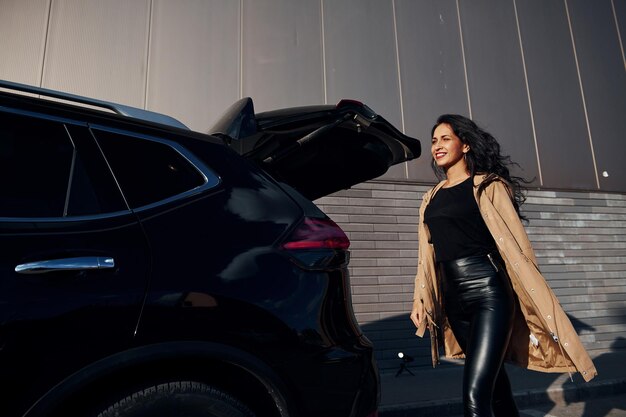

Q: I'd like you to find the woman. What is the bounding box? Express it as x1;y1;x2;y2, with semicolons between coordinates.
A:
410;114;596;417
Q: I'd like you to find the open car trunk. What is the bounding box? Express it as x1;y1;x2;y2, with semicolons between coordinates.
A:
209;98;421;201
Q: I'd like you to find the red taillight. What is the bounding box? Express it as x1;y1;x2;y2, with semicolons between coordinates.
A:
282;218;350;250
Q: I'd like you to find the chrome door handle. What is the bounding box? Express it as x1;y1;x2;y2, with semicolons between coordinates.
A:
15;257;115;274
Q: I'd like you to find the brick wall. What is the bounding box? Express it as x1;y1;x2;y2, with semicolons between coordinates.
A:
315;181;626;371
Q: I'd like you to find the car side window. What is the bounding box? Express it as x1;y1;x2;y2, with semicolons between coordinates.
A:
64;125;128;216
0;112;74;218
93;129;208;209
0;112;128;218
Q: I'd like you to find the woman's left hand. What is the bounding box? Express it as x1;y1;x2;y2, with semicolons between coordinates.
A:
410;299;424;329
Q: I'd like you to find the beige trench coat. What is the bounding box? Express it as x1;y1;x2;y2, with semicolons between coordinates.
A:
413;174;597;382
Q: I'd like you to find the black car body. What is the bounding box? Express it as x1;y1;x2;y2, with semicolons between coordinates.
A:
0;80;420;417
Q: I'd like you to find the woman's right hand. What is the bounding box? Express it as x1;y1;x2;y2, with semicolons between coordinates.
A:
410;299;425;329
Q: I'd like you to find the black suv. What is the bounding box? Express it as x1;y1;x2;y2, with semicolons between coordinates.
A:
0;80;420;417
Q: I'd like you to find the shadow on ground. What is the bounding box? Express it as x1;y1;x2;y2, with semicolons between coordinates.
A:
367;309;626;417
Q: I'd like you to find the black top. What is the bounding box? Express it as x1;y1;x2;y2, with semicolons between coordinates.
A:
423;177;496;262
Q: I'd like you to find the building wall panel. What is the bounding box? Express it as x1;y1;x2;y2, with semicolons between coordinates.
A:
241;0;324;112
0;0;50;85
457;0;540;186
567;0;626;192
148;0;240;132
42;0;151;107
395;0;469;183
615;0;626;63
515;0;597;190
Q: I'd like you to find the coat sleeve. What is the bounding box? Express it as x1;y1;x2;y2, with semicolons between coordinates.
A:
413;193;435;338
486;180;539;267
413;196;429;301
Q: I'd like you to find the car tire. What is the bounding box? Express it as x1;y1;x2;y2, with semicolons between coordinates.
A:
96;381;255;417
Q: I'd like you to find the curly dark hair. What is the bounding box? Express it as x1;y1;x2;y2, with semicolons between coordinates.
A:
431;114;529;219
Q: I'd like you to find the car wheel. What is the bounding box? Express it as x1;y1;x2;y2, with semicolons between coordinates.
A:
96;381;255;417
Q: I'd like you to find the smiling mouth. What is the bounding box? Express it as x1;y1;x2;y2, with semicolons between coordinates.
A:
434;152;447;159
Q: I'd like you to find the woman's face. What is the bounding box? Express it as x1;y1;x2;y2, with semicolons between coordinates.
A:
431;123;469;171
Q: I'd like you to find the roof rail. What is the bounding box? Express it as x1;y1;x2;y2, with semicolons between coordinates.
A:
0;79;189;130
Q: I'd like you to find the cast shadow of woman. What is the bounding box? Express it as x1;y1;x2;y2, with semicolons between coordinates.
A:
577;336;626;417
533;319;626;417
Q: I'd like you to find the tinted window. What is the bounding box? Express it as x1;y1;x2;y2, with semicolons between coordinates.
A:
65;125;127;216
0;112;73;217
0;113;127;218
94;130;207;208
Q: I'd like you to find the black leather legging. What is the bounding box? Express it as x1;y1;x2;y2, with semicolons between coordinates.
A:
439;253;520;417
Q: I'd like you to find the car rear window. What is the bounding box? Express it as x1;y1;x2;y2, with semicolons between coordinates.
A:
93;129;208;209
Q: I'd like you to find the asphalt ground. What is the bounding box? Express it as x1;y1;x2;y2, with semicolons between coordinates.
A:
378;349;626;417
